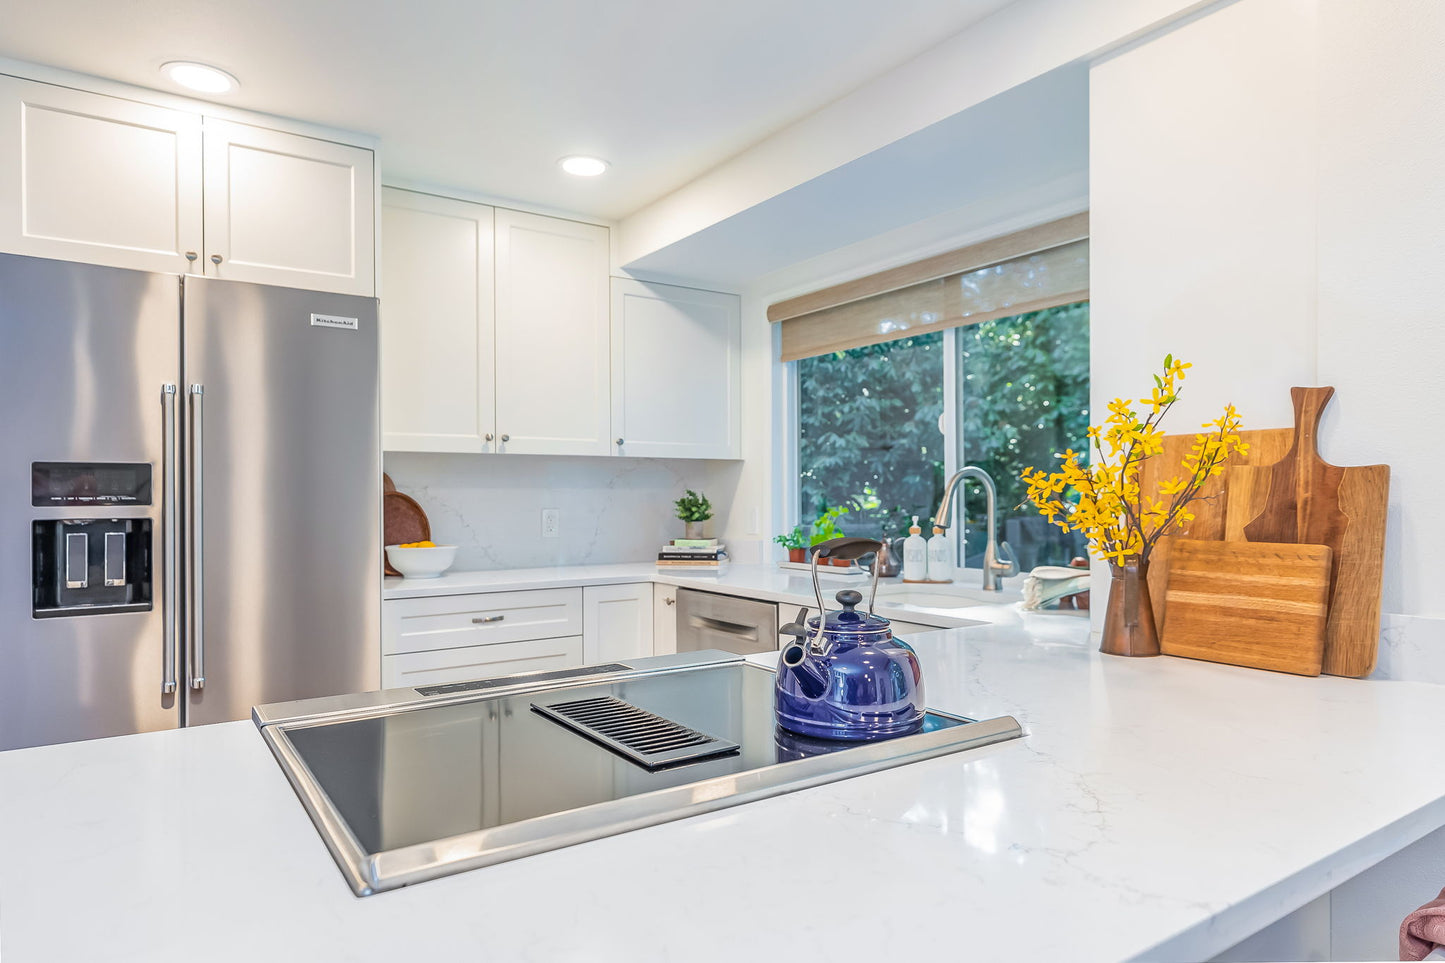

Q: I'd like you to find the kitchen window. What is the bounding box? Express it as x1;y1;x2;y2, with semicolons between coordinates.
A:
795;302;1090;570
776;214;1091;571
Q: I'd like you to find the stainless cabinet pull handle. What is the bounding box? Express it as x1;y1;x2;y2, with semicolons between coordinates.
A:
210;254;222;265
472;615;505;624
161;384;178;695
665;597;675;606
188;384;206;690
184;251;198;262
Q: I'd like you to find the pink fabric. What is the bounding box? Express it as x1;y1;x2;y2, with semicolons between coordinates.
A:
1401;887;1445;961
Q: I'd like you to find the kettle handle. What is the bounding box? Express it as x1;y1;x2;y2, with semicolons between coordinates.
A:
810;537;885;643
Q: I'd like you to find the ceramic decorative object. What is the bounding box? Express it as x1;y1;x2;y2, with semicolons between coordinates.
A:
684;520;705;539
1100;558;1159;657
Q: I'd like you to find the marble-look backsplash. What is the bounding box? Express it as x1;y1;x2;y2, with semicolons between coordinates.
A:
383;452;740;571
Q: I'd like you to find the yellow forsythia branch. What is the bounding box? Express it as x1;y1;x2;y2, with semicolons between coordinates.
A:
1021;355;1248;566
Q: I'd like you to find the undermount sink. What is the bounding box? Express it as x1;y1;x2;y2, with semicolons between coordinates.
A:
876;579;1025;609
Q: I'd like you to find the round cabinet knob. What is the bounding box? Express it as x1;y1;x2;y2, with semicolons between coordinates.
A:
210;254;223;265
184;251;198;262
500;434;510;443
615;438;624;446
484;433;494;442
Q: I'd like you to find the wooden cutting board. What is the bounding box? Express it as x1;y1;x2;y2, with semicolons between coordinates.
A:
382;490;431;576
1224;387;1390;677
1159;538;1332;676
1142;427;1294;630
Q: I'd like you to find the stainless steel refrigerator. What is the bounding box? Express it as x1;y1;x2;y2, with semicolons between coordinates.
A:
0;252;380;750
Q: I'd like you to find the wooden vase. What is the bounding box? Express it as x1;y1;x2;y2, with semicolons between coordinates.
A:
1101;558;1160;657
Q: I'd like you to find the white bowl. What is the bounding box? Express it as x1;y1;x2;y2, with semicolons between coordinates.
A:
385;544;457;579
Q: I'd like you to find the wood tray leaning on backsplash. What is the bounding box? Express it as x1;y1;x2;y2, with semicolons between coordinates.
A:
1223;388;1390;678
1141;427;1294;630
1158;538;1332;676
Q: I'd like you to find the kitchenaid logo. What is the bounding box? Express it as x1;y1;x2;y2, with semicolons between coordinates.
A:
310;313;359;331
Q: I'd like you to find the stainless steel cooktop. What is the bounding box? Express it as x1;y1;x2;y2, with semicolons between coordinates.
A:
254;650;1022;896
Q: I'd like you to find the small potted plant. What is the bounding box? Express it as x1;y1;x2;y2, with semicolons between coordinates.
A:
674;489;714;540
809;506;851;566
773;525;808;563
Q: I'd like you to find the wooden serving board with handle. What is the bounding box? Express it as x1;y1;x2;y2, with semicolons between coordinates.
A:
1142;427;1294;630
1159;538;1332;675
1224;387;1389;677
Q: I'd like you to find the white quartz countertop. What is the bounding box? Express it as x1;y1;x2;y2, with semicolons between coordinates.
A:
6;605;1445;961
383;561;1030;627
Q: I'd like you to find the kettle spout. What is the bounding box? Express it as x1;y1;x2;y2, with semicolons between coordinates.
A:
779;641;829;700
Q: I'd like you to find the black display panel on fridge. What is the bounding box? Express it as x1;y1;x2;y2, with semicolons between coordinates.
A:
31;462;153;506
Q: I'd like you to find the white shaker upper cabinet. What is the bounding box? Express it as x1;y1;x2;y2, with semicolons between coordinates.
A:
0;75;203;274
380;188;496;453
202;119;374;296
493;209;610;456
611;279;741;459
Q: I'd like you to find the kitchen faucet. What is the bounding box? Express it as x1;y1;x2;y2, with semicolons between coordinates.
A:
934;466;1020;591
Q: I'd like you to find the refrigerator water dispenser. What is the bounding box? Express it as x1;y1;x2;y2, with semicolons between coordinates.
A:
32;518;153;617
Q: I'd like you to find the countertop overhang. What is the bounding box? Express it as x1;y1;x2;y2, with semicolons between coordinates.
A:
3;566;1445;961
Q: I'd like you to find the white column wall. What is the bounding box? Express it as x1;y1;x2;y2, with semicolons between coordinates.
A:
1092;1;1445;957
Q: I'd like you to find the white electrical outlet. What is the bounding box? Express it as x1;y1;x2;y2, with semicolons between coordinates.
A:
541;508;560;538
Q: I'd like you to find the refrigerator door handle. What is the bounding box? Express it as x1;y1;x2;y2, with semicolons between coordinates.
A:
187;384;206;691
162;384;179;695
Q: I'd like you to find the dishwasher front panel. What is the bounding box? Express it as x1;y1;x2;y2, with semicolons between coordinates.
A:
675;589;780;656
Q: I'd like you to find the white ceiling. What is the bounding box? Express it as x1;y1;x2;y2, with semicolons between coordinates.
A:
624;64;1089;287
0;0;1017;220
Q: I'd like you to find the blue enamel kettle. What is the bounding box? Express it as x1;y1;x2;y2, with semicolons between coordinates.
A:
775;537;925;740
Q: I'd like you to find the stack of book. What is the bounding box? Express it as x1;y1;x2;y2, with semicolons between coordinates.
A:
656;538;729;570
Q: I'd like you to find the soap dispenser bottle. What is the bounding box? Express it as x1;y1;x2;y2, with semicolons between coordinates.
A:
926;524;952;582
902;515;928;581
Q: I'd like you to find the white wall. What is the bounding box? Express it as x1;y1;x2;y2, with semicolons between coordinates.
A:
1090;0;1445;684
1093;0;1445;953
384;452;740;570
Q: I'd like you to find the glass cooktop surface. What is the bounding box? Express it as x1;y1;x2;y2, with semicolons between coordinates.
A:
285;662;968;855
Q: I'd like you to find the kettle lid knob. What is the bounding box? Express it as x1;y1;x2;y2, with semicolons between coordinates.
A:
835;589;862;611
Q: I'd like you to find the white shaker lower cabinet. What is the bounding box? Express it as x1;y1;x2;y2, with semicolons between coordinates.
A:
0;75;203;274
610;279;741;459
380;188;496;452
652;583;679;655
493;208;610;455
202;119;374;296
582;583;655;663
381;588;584;688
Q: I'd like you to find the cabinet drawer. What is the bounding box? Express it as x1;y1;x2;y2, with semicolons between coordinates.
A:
382;635;583;688
383;588;583;655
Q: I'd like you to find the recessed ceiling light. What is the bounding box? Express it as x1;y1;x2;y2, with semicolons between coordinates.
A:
559;155;608;177
161;61;238;94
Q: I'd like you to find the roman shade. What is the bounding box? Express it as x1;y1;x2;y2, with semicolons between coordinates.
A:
769;212;1089;362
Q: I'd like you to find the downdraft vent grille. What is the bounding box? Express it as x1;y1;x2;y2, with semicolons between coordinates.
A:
532;696;739;770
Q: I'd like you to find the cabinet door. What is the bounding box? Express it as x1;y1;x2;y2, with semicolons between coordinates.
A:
0;76;202;273
203;119;374;295
380;188;495;452
494;209;610;455
653;583;678;656
582;583;654;663
611;279;741;459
